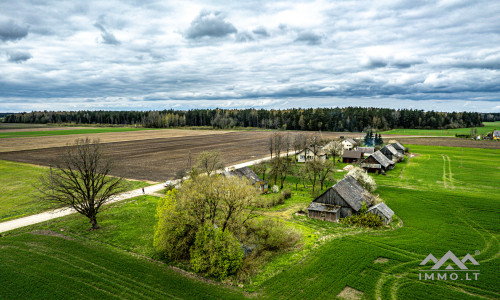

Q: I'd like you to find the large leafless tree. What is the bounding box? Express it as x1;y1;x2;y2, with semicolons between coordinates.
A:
39;138;125;230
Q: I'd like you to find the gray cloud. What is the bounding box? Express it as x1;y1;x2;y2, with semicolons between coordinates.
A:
252;26;269;37
94;22;120;45
236;31;254;42
294;31;322;45
0;20;29;42
7;51;32;63
185;10;237;39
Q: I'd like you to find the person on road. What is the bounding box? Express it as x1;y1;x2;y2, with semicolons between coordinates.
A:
142;187;145;194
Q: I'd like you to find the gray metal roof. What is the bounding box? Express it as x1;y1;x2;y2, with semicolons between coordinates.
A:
382;144;399;156
357;147;375;154
224;166;264;184
391;142;406;151
343;138;357;145
360;163;381;169
330;176;371;211
363;150;394;168
307;202;340;213
367;202;394;219
343;150;362;159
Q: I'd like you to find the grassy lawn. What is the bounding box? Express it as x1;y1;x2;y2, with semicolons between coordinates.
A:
381;121;500;136
0;160;151;222
0;127;157;138
0;145;498;299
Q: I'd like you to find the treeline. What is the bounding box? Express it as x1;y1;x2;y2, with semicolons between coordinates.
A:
3;107;482;131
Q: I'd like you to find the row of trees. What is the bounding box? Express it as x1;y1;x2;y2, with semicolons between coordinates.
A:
3;107;483;131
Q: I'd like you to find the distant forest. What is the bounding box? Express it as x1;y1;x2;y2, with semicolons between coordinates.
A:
2;107;485;132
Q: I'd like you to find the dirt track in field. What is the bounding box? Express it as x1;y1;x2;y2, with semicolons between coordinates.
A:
395;137;500;149
0;129;229;152
0;132;276;182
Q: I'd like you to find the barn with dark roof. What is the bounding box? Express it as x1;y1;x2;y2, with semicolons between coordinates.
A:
367;202;394;224
391;142;406;154
380;144;403;162
307;176;374;221
360;150;395;173
224;166;268;192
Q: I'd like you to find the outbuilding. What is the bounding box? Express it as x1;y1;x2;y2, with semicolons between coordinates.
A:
367;202;394;224
390;142;406;154
342;150;362;163
224;166;268;193
360;150;395;173
357;147;375;157
380;144;403;162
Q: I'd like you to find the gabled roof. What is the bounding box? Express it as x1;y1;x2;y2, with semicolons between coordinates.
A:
362;150;394;168
357;147;375;154
367;202;394;220
319;175;371;211
298;147;327;156
382;144;399;156
343;150;362;159
391;142;406;151
225;166;264;184
342;138;357;145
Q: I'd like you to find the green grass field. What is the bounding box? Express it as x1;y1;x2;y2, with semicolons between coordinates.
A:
382;121;500;136
0;127;156;138
0;160;150;222
0;145;498;299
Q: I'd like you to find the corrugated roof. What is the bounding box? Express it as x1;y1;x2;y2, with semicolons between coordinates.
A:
343;150;362;159
391;142;406;151
363;150;394;168
367;202;394;219
382;144;398;156
358;147;375;154
307;202;340;213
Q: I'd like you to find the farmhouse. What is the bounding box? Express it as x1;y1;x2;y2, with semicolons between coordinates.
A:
296;148;328;163
341;138;357;150
307;176;373;221
360;150;395;173
390;142;406;154
367;202;394;225
342;150;363;163
223;166;268;192
380;144;403;162
357;147;374;157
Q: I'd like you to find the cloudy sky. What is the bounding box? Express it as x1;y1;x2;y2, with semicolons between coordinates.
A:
1;0;499;112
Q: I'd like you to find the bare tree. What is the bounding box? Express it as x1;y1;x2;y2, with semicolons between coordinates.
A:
293;133;308;164
323;140;343;166
39;138;125;230
194;151;225;176
253;161;268;181
318;159;335;190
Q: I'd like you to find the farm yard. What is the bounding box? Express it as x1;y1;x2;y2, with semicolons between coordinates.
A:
0;126;499;299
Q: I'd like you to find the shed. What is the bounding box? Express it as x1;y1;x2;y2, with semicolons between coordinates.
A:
224;166;268;192
380;144;403;162
367;202;394;224
360;150;395;173
390;142;406;154
342;150;362;163
307;176;374;221
307;202;340;222
357;147;375;157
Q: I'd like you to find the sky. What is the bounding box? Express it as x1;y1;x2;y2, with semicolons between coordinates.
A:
1;0;499;113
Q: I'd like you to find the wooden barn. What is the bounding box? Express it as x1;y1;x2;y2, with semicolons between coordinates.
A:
224;166;268;193
367;202;394;224
380;144;403;162
342;150;362;163
390;142;406;154
360;150;395;173
307;176;374;221
357;147;374;157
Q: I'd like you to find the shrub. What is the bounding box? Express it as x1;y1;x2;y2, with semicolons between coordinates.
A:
248;219;301;252
281;188;292;200
347;167;376;192
271;185;279;193
190;224;244;280
341;212;384;228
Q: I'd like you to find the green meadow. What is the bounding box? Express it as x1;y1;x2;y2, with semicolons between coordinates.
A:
0;160;150;222
382;121;500;136
0;127;155;138
0;145;498;299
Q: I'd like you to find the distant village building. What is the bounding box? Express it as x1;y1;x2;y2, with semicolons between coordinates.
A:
367;203;394;225
341;138;357;150
493;130;500;140
390;142;406;154
342;150;363;163
296;148;328;163
380;144;403;162
307;176;373;222
357;147;375;157
360;150;395;173
223;166;268;193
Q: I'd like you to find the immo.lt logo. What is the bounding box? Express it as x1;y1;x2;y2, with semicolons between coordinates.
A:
419;250;480;281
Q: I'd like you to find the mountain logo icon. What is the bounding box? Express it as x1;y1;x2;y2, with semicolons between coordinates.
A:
420;251;479;270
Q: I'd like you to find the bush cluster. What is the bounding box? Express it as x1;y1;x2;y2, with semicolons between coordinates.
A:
341;212;384;228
